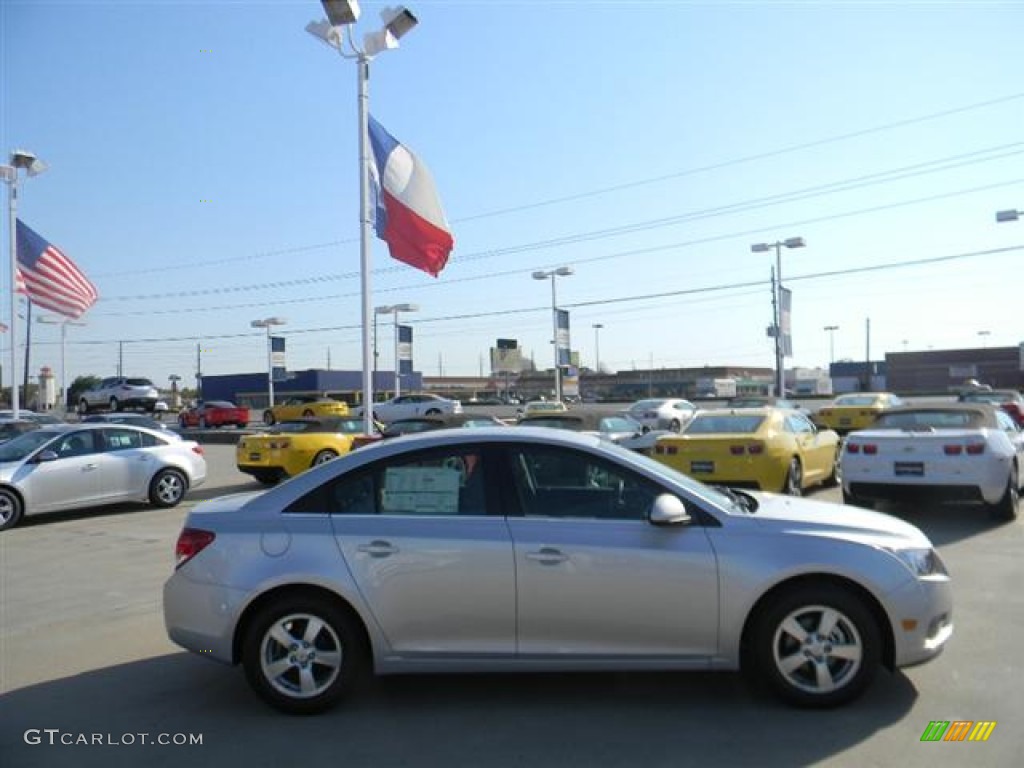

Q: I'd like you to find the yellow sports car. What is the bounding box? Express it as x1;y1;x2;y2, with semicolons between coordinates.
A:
237;417;369;485
812;392;904;434
651;408;841;495
262;395;349;426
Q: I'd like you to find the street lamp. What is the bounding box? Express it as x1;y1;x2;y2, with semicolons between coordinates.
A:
995;209;1021;223
307;1;419;435
250;317;286;409
978;330;991;348
375;303;419;397
751;236;805;397
2;149;48;417
532;266;574;402
37;315;86;413
823;324;839;365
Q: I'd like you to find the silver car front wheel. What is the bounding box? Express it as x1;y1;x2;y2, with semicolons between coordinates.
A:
243;597;366;714
749;585;880;708
149;468;187;508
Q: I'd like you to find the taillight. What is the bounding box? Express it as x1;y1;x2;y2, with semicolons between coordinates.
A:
655;444;678;455
943;445;962;456
191;445;204;456
747;443;765;455
729;445;745;455
175;528;215;568
863;444;878;455
966;443;985;455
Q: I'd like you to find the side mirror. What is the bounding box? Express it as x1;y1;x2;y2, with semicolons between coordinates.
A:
34;450;59;463
649;493;692;526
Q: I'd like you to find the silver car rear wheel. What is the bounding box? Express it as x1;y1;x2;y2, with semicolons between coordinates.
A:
243;597;366;714
0;488;24;531
149;469;187;507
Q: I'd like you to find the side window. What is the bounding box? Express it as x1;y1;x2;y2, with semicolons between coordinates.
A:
996;410;1018;433
510;446;660;521
286;447;486;516
102;428;143;451
54;431;98;458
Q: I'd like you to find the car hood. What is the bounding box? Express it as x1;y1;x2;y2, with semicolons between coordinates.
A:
747;492;932;547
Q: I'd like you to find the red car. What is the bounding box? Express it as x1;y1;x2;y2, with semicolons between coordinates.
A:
178;400;249;429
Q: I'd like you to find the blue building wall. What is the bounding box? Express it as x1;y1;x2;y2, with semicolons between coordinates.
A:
201;369;423;408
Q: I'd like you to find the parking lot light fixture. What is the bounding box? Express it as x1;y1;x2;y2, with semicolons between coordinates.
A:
375;303;419;397
307;2;419;435
996;209;1021;223
37;315;86;414
750;237;806;397
250;317;286;408
533;267;575;402
593;323;604;373
823;325;839;365
2;148;48;418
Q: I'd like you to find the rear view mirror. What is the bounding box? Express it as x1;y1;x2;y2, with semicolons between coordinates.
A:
649;493;692;526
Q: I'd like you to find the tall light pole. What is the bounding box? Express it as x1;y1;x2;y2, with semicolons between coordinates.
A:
375;302;418;398
2;149;48;417
250;317;286;409
823;324;839;365
37;315;86;413
592;323;604;373
307;1;419;435
978;330;991;348
532;266;574;402
751;237;805;397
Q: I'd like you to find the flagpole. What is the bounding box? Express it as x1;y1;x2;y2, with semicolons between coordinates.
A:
357;51;375;436
6;172;18;417
23;298;32;407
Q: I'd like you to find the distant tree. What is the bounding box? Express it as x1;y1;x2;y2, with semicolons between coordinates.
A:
68;375;102;407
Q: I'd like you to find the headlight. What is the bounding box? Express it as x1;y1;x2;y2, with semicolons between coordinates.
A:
888;547;948;577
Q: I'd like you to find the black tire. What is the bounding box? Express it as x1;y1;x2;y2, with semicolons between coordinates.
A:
425;408;441;416
78;399;90;415
303;409;315;418
254;472;282;486
179;415;188;429
110;397;121;412
989;464;1019;522
242;595;367;715
748;584;881;708
238;422;248;429
149;468;187;508
311;450;338;468
823;447;841;488
0;487;24;532
669;419;682;433
783;459;803;496
263;410;276;426
199;416;208;429
842;490;875;510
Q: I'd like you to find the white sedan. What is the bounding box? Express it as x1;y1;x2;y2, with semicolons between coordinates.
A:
841;404;1022;520
625;398;698;432
362;394;463;423
0;423;207;531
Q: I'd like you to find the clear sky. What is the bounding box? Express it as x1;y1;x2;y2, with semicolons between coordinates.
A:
3;0;1023;393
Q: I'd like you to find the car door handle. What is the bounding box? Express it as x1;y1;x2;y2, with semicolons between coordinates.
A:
83;463;98;471
357;540;399;557
525;548;569;564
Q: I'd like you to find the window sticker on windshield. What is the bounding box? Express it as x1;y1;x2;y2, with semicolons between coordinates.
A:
382;467;460;515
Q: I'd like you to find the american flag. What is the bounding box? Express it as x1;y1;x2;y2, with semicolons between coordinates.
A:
15;220;98;319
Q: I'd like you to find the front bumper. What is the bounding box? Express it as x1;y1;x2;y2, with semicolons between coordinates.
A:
886;575;954;668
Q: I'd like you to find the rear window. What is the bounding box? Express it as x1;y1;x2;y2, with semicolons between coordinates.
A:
875;410;983;429
685;415;765;434
835;395;879;406
125;378;154;387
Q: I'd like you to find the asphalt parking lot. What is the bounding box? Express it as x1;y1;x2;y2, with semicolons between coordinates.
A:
1;442;1022;767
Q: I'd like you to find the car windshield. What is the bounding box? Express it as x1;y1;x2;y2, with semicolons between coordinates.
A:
206;401;236;408
0;430;61;462
874;410;982;429
685;414;765;434
835;395;880;406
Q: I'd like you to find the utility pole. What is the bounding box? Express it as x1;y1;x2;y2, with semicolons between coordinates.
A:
864;317;871;391
117;341;124;377
327;347;332;370
22;299;32;406
196;342;203;400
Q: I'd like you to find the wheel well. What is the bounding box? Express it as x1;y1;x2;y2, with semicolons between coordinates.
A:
231;585;372;667
739;574;895;672
0;484;25;508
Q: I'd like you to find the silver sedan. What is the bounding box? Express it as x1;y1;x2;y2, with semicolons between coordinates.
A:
0;423;207;531
164;427;952;715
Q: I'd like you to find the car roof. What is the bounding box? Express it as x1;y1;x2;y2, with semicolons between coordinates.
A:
517;412;637;431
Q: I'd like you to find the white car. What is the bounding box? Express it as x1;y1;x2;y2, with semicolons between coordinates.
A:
0;423;207;531
362;394;463;423
841;404;1022;520
78;376;161;413
626;398;698;433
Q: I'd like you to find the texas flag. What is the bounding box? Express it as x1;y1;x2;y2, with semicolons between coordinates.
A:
368;116;454;277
